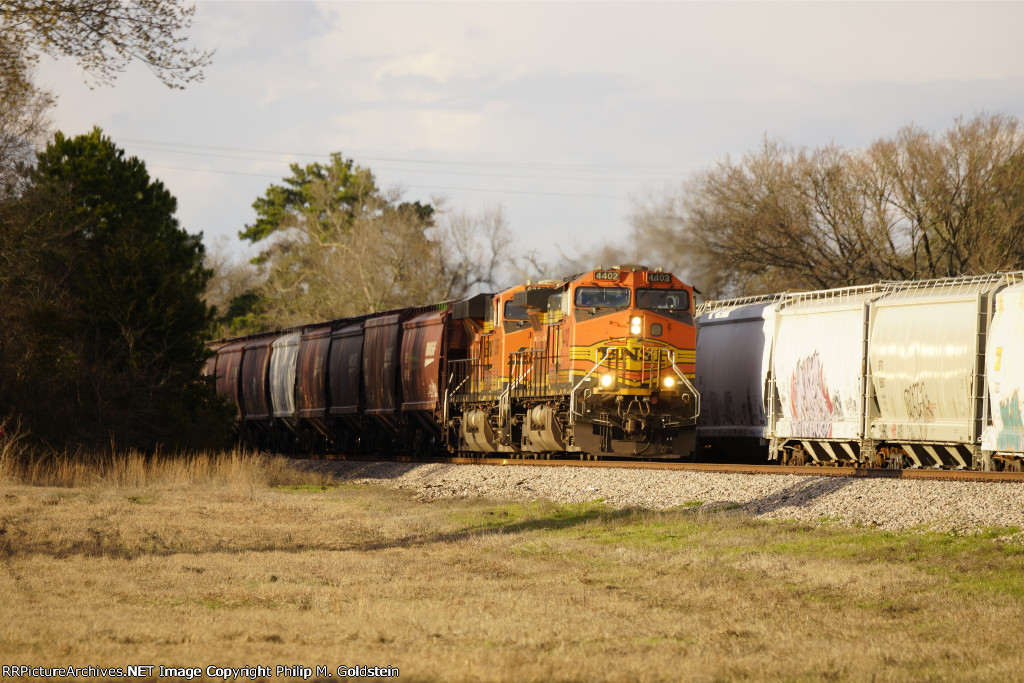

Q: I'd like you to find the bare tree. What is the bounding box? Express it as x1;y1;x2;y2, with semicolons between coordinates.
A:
0;1;210;197
236;155;516;332
628;113;1024;296
0;56;51;195
430;201;513;296
1;1;211;91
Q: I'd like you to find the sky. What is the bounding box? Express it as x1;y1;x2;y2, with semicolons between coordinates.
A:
35;0;1024;272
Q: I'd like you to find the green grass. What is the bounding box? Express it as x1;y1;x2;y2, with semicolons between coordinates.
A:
445;498;1024;604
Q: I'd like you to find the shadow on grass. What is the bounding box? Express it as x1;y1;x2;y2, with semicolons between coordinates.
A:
359;505;642;553
742;476;856;515
0;503;642;561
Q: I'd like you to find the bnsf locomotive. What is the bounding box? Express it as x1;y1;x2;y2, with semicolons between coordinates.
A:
206;266;699;459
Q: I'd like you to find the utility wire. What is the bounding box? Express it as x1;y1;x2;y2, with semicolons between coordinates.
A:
121;137;694;177
147;164;631;200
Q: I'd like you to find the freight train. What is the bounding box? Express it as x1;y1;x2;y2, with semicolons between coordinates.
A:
696;272;1024;471
205;266;700;460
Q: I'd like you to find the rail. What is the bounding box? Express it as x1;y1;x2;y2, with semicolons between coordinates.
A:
304;454;1024;482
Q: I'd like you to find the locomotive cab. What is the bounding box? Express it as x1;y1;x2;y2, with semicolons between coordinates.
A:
450;266;699;459
562;266;699;458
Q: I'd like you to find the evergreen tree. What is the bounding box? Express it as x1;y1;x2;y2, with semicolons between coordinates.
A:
0;128;232;450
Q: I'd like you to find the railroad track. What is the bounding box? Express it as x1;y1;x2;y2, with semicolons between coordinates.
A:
347;455;1024;483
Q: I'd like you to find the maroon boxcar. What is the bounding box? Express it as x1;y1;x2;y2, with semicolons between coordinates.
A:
241;336;274;424
296;324;333;437
401;311;446;413
329;321;364;418
214;341;248;418
363;312;407;431
401;309;474;439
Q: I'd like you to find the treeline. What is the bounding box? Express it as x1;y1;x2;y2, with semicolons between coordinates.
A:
625;113;1024;297
0;2;224;452
206;155;511;337
0;129;233;451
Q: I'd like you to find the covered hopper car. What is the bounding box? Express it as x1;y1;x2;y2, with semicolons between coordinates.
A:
695;272;1024;471
206;266;700;459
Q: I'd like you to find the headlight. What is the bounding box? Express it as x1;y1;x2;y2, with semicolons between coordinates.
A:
630;316;643;335
662;376;676;389
599;373;616;389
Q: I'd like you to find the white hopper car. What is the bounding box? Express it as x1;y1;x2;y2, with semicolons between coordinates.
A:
696;273;1024;471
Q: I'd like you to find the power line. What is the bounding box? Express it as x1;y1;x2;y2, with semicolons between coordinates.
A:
147;164;630;200
134;144;669;184
121;137;694;177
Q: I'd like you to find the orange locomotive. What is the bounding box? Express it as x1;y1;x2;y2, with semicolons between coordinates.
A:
449;265;699;458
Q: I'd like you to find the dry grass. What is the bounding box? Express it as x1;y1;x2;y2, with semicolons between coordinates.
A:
0;421;326;490
2;446;1024;681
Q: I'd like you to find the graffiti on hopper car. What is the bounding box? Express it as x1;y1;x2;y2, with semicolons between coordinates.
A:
903;381;936;423
790;351;834;438
998;389;1024;451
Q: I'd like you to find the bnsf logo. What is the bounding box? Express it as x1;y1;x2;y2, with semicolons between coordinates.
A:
647;273;672;283
594;271;620;281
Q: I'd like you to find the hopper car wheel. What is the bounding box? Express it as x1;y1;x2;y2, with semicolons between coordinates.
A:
784;447;807;467
866;449;888;469
1007;459;1023;473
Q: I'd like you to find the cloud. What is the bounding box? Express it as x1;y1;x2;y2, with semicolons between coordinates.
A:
29;0;1024;265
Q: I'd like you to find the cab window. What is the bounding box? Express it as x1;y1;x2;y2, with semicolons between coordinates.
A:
574;287;631;309
636;288;691;321
503;300;529;321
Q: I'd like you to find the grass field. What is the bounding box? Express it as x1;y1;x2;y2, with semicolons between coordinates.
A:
2;449;1024;681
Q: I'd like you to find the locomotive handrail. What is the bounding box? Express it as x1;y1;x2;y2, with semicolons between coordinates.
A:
497;363;533;441
446;358;479;402
569;348;613;424
667;350;701;421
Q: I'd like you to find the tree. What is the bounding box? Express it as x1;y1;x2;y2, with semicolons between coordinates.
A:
0;1;211;91
202;236;262;338
0;59;51;196
0;1;210;193
236;154;511;331
628;113;1024;297
0;128;231;450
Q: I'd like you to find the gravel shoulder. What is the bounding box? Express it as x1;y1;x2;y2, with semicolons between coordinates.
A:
293;460;1024;535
